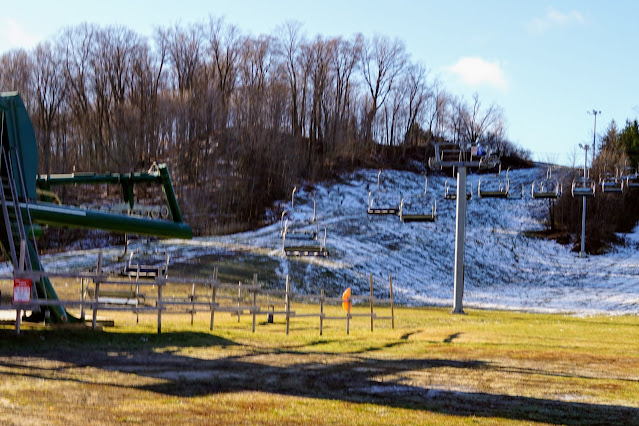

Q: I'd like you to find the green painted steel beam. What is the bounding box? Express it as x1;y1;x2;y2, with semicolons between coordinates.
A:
25;239;69;323
19;202;193;239
36;172;162;187
157;164;184;223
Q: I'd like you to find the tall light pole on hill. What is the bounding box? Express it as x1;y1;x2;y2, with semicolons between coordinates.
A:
588;110;601;165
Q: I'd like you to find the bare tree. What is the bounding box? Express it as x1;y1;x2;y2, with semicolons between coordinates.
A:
462;92;505;147
32;41;66;173
129;35;166;165
383;81;404;147
445;96;466;144
207;16;241;130
433;86;449;140
307;35;333;165
61;23;99;170
158;23;205;181
327;35;360;153
0;49;33;104
277;20;306;136
402;63;431;155
236;34;274;129
160;23;204;93
360;35;407;144
95;26;148;169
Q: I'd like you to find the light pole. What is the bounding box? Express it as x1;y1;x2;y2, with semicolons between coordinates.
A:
578;143;589;257
588;110;601;166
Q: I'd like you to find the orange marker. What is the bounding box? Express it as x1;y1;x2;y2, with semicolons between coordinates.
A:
342;287;352;313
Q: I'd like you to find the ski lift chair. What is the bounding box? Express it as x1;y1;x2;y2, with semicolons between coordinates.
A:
532;168;562;199
443;166;473;201
399;175;437;222
280;211;319;239
428;142;495;168
104;248;169;307
478;167;510;198
444;179;473;200
507;184;525;199
571;175;596;197
599;171;623;193
122;249;169;279
619;165;639;189
625;171;639;189
282;224;328;257
288;187;317;223
532;180;562;199
367;170;400;215
400;198;436;222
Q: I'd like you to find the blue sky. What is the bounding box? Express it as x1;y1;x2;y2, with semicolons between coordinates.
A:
1;1;637;165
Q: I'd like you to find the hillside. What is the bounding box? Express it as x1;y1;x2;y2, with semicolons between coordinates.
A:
20;167;639;315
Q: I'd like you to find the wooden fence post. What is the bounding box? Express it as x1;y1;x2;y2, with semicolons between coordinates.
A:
80;277;86;322
135;268;140;324
92;252;103;331
390;275;395;329
346;293;351;335
370;274;374;332
210;267;217;330
15;308;21;336
237;281;242;322
191;283;195;325
252;273;257;333
157;278;162;334
285;275;290;335
92;282;99;331
320;289;324;336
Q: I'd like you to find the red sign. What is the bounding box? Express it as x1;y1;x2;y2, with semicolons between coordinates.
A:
13;278;32;304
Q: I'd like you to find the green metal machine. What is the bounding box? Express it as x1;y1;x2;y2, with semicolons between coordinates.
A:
0;92;192;323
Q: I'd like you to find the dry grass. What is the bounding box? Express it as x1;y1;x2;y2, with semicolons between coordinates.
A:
1;303;638;425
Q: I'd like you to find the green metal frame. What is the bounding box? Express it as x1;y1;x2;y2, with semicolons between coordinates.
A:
36;163;189;234
0;92;193;323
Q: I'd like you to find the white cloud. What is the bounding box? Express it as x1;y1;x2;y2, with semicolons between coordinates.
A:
528;7;585;34
447;57;508;90
0;19;42;52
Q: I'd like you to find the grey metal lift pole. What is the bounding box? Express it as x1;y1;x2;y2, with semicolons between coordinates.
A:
453;166;467;314
429;143;499;315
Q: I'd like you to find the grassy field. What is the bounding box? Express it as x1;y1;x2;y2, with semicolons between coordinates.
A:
1;303;638;425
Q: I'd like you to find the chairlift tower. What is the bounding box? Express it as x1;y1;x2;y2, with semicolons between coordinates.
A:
429;143;500;314
578;143;590;258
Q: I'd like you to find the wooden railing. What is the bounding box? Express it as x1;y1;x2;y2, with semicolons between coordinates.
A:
0;267;395;336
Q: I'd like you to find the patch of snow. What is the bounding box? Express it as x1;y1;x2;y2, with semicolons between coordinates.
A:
622;223;639;247
358;384;422;395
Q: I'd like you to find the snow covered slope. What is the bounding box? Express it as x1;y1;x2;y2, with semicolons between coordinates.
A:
23;167;639;315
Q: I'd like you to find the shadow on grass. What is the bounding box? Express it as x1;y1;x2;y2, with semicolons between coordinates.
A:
0;327;237;354
443;332;462;343
1;328;638;425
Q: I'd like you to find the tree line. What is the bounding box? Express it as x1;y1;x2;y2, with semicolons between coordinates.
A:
0;18;523;235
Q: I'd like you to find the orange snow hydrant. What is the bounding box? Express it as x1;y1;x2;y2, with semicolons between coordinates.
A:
342;287;352;313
